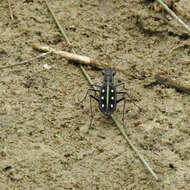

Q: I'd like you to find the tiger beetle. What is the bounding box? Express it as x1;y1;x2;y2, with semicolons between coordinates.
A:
82;69;141;128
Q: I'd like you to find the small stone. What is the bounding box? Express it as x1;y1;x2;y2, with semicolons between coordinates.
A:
17;129;24;136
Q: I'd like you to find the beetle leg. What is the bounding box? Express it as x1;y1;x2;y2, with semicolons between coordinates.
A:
114;82;124;87
80;88;99;103
117;91;129;95
89;94;99;102
80;83;100;103
116;97;127;130
122;97;126;129
117;91;143;111
116;97;125;103
91;84;101;88
114;82;128;90
116;83;143;111
89;95;94;128
89;94;99;128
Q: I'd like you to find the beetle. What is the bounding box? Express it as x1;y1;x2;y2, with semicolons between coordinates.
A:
82;69;138;128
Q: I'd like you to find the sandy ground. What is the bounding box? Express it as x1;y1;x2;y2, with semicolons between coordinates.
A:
0;0;190;189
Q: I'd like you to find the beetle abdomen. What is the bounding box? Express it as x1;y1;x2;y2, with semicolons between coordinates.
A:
99;84;117;116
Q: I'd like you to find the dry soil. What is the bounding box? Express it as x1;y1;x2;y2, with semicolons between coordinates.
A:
0;0;190;189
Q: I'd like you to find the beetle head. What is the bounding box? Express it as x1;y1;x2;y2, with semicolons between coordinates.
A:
102;69;115;76
102;69;116;83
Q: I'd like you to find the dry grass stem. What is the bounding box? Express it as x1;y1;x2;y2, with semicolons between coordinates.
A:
33;44;104;69
0;52;50;70
170;41;190;53
33;44;129;73
155;72;190;94
156;0;190;35
111;115;159;181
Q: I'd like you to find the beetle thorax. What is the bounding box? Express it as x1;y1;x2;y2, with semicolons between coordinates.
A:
104;75;114;84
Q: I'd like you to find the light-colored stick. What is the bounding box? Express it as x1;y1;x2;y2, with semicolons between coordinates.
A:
33;44;106;69
156;0;190;35
33;44;129;73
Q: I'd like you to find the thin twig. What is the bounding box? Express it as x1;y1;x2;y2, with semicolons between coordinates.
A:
155;72;190;94
156;0;190;35
33;44;106;69
111;116;158;180
44;0;158;180
43;0;94;86
33;44;129;73
7;0;14;20
170;41;190;53
0;52;50;70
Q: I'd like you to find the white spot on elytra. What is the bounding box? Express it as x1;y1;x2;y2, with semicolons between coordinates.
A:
102;89;105;93
43;63;51;70
111;96;114;100
111;89;114;93
110;104;113;108
101;96;104;100
102;104;104;108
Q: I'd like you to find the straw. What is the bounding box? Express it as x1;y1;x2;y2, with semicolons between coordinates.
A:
0;52;50;70
156;0;190;35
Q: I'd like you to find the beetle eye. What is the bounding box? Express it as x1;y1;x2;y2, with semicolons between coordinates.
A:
102;70;105;75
